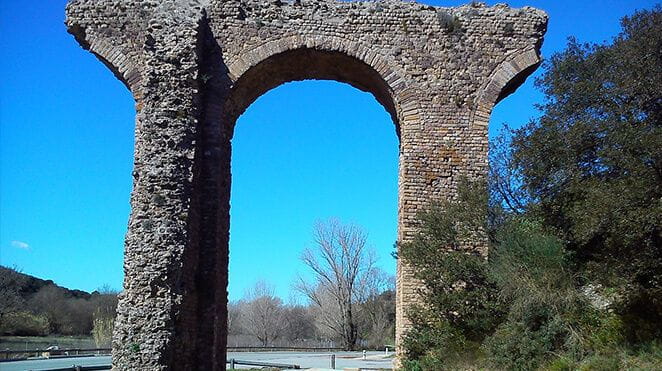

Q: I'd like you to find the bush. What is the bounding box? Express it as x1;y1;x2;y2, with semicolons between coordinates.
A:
401;307;470;368
583;313;624;351
545;356;576;371
400;179;505;338
483;219;615;369
0;311;50;336
484;316;571;370
401;194;659;369
490;219;572;303
577;354;621;371
400;194;631;369
92;308;114;348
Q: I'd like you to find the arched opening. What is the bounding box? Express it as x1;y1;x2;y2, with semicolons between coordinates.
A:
224;48;400;349
224;48;401;139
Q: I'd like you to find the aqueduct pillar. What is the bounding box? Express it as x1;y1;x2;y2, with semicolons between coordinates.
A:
65;0;546;369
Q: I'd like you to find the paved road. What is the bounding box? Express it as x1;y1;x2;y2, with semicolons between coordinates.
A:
0;355;111;371
0;351;393;370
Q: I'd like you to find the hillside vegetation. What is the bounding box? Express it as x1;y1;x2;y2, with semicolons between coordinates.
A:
0;266;117;345
400;6;661;370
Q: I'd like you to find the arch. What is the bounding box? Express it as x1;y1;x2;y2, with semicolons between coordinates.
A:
224;36;423;141
471;48;542;129
64;0;548;368
228;80;400;320
67;24;144;103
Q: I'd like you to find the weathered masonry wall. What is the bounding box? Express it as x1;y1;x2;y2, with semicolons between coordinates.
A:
65;0;547;369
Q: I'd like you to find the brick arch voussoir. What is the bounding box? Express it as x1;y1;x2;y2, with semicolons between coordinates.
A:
226;34;422;140
84;36;144;105
471;48;542;130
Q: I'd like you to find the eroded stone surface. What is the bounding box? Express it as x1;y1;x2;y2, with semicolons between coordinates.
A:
65;0;547;369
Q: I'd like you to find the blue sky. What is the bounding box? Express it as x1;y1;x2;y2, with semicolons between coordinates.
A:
0;0;656;301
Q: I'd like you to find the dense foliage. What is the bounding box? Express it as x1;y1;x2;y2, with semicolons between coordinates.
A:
401;6;661;370
511;6;662;341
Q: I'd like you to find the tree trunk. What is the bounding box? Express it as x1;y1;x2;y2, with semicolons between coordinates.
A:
344;307;357;350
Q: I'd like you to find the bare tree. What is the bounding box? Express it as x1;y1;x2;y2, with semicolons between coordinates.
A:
282;305;316;344
29;285;71;334
227;301;243;336
355;269;395;347
305;285;344;341
296;219;376;350
240;281;286;346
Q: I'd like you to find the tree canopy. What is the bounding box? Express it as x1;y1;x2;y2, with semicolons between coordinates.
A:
507;6;661;335
401;6;662;370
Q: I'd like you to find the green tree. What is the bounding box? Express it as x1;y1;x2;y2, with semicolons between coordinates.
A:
401;6;661;369
399;182;625;370
508;6;661;340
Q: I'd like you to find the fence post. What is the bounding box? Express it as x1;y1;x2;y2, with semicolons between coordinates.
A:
363;349;366;360
331;354;336;369
229;358;235;369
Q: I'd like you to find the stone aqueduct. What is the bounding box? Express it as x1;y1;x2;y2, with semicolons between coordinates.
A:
65;0;547;369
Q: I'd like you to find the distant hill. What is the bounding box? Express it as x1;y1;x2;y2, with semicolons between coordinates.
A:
0;265;92;301
1;266;119;336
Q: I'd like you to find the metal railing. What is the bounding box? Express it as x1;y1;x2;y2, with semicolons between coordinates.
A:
227;345;342;352
228;358;300;369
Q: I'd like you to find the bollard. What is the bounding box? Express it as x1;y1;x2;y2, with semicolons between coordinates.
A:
331;354;336;369
363;350;366;360
385;346;389;357
229;358;235;369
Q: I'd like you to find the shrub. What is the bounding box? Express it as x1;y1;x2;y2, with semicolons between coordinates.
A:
484;219;590;368
545;356;576;371
484;316;569;370
436;10;463;34
0;311;50;336
399;179;504;368
401;307;469;367
577;355;621;371
92;308;114;348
